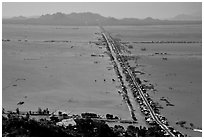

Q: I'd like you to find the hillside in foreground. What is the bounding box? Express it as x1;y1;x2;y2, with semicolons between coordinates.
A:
2;113;175;137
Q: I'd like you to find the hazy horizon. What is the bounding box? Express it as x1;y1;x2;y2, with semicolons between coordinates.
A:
2;2;202;19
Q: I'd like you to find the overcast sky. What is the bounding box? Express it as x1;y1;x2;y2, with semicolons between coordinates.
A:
2;2;202;19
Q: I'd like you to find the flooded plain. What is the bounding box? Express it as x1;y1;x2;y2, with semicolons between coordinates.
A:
2;24;202;136
105;24;202;136
2;24;132;120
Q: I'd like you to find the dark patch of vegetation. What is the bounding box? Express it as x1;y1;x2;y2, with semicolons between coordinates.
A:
74;118;116;137
2;115;72;137
141;48;147;51
2;114;174;137
2;39;10;42
127;45;133;49
160;97;175;107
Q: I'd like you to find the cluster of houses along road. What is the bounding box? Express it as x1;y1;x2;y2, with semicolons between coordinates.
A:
101;30;184;137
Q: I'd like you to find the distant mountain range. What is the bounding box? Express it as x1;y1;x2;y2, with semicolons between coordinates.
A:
2;12;202;26
170;12;202;21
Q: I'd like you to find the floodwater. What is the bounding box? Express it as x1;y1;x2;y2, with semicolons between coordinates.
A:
2;24;132;121
2;24;202;136
105;24;202;137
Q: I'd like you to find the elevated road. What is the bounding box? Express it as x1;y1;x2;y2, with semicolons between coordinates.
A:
101;30;137;121
101;28;175;137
